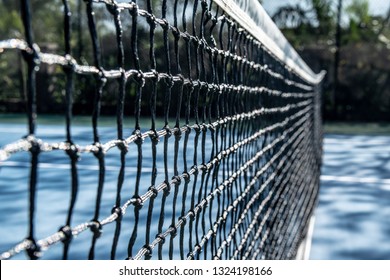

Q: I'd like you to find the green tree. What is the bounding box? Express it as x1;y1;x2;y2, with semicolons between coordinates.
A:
269;0;390;121
344;0;376;43
346;0;370;24
271;0;335;47
0;2;24;111
0;3;23;39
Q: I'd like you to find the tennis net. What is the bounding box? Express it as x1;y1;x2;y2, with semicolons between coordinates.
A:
0;0;325;260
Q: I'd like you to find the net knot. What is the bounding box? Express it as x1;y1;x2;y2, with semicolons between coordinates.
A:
132;195;144;209
159;18;169;30
25;238;40;260
155;233;166;244
221;150;228;159
169;225;177;237
204;11;212;23
142;244;153;258
28;136;41;155
97;70;108;85
211;14;218;26
149;129;160;144
119;67;127;81
129;2;138;17
179;216;187;226
59;225;73;243
106;2;119;16
171;175;181;186
150;69;159;82
134;70;145;87
194;244;202;253
148;186;158;198
186;79;195;90
63;54;77;73
216;187;223;196
183;31;192;42
200;80;208;90
201;0;208;11
92;143;104;159
190;165;199;175
184;124;192;134
193;123;201;133
111;206;123;219
173;126;182;137
188;210;196;220
163;180;171;195
116;140;128;153
208;36;217;49
146;14;157;29
163;125;172;138
133;130;144;145
193;37;200;47
89;220;102;238
22;43;40;70
198;164;207;171
171;26;180;40
182;172;191;183
163;74;174;88
66;143;80;161
177;74;185;85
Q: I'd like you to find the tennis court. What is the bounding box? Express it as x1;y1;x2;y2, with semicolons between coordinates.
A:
0;0;324;260
311;134;390;259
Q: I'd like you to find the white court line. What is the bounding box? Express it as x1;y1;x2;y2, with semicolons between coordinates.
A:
324;138;390;145
321;175;390;186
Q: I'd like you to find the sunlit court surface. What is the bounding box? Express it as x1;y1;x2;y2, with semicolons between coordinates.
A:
311;133;390;259
0;0;325;261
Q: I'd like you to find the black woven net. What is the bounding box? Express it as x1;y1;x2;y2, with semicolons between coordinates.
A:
0;0;323;260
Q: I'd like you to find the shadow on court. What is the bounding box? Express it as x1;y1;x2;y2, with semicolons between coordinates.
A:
310;134;390;260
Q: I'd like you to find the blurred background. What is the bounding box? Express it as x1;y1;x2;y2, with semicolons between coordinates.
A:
263;0;390;124
1;0;390;124
262;0;390;260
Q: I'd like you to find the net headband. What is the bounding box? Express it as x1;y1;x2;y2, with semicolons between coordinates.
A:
213;0;326;84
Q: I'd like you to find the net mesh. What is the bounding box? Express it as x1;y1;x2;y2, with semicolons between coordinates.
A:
0;0;323;260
